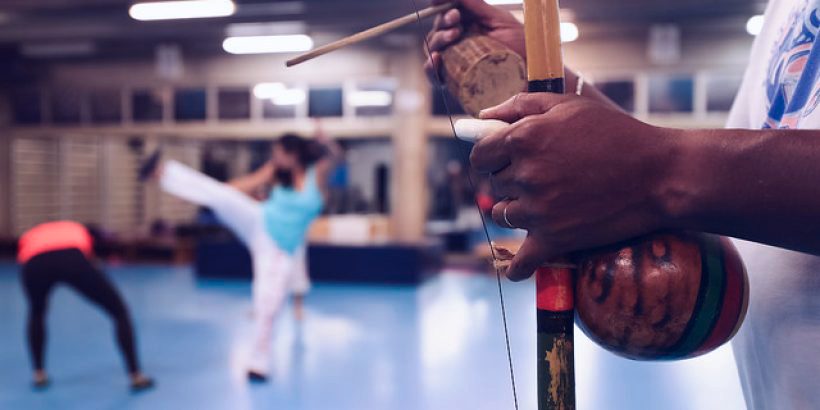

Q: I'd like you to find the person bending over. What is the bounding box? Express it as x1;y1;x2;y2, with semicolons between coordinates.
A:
18;221;154;391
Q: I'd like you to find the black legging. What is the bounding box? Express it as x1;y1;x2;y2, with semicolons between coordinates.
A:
21;248;140;374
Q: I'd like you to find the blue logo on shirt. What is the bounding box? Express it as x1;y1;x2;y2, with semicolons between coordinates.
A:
765;1;820;128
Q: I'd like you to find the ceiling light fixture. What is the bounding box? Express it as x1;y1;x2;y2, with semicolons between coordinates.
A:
746;15;764;36
129;0;236;21
560;22;579;43
226;22;308;37
223;35;313;54
485;0;522;5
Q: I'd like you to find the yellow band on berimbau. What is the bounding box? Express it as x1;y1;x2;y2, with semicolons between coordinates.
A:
523;0;564;82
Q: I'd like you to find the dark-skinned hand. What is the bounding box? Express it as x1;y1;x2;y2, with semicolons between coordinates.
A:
424;0;526;82
473;93;683;281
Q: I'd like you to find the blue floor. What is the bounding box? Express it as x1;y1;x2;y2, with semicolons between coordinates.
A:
0;262;746;410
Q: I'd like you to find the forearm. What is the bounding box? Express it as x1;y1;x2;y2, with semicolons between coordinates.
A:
660;127;820;255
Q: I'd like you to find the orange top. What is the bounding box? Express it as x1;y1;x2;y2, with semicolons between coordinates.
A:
18;221;94;264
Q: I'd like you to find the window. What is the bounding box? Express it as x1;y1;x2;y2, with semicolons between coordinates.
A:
174;88;207;121
262;101;296;118
649;74;694;114
90;90;122;124
707;73;743;112
256;83;303;119
351;81;396;117
51;89;83;124
308;87;343;117
597;80;635;113
132;89;164;122
217;88;251;120
11;89;42;125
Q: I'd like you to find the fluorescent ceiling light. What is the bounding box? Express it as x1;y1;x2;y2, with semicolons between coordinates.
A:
349;91;393;107
129;0;235;21
253;83;306;106
223;35;313;54
746;15;764;36
226;22;307;37
560;22;579;43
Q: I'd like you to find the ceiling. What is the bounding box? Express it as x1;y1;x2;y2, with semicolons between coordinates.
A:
0;0;768;63
0;0;768;17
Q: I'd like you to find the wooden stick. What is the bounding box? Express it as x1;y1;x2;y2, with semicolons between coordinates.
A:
286;2;455;67
522;0;576;409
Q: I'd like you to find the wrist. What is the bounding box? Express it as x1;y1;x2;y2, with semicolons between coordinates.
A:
651;127;704;230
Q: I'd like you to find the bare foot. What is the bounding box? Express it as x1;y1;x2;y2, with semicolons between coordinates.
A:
32;370;49;388
293;295;305;321
138;149;163;182
130;372;155;392
150;163;164;182
293;295;305;322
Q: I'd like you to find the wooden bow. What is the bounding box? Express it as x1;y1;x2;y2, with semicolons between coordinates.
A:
288;1;576;408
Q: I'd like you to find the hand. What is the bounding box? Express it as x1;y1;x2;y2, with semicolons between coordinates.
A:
424;0;526;83
472;93;681;281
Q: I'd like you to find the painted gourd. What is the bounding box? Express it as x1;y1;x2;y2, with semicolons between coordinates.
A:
575;232;749;360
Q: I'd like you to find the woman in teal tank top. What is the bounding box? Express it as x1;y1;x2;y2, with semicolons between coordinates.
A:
144;133;339;382
262;137;325;256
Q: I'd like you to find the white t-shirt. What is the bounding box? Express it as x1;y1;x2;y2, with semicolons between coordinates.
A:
727;0;820;408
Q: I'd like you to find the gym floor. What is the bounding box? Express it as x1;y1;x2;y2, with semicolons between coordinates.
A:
0;262;746;410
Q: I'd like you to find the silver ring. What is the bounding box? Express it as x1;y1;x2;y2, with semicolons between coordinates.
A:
503;203;515;229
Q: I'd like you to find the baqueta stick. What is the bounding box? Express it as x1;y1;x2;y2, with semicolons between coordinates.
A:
286;2;455;67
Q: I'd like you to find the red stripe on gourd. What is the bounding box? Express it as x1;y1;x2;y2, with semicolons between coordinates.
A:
692;238;748;355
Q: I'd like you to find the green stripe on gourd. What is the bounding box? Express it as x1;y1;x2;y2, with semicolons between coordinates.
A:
668;235;726;357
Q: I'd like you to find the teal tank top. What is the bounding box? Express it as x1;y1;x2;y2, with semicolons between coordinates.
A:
262;168;323;254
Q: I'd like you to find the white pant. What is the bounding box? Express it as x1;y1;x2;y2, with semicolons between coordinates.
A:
160;160;311;372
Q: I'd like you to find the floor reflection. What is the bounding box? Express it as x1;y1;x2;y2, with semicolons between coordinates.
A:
0;263;746;410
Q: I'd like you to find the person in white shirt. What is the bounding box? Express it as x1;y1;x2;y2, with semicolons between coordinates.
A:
427;0;820;408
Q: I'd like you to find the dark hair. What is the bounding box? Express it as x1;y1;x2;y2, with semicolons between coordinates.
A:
276;133;325;167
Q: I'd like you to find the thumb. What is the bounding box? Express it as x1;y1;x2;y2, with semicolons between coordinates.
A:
507;235;553;282
479;92;571;123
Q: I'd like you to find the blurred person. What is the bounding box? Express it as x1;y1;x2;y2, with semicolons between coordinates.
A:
140;133;339;382
326;155;350;214
17;221;154;391
426;0;820;408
